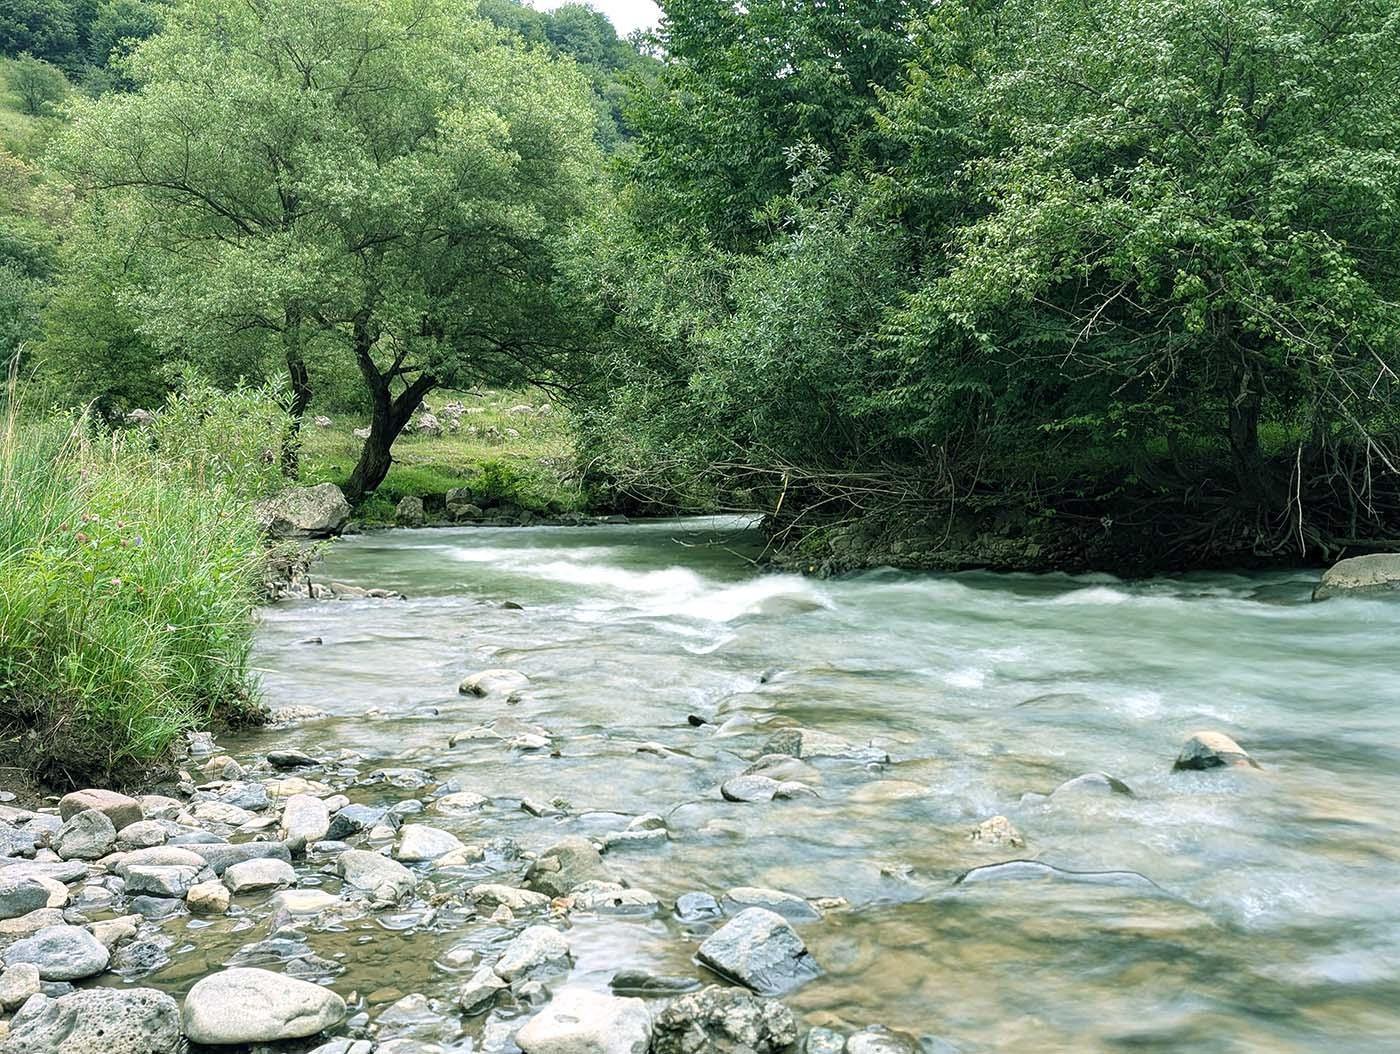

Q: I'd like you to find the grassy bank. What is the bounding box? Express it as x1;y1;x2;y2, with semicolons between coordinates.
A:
299;389;588;523
0;380;280;788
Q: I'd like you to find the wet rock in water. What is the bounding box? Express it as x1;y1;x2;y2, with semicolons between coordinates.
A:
375;993;459;1044
256;483;352;539
394;825;465;863
0;962;40;1010
969;815;1025;848
365;767;435;790
721;887;820;921
113;846;206;874
953;860;1163;892
720;775;782;803
849;780;925;804
493;925;571;982
0;985;181;1054
327;804;395;841
599;827;668;853
743;754;820;784
223;857;297;893
515;986;651;1054
395;495;426;527
696;908;821;996
280;794;332;850
268;749;318;769
845;1025;921;1054
182;967;346;1044
187;879;231;915
58;789;143;831
1173;731;1259;771
525;836;612;897
572;887;661;915
675;891;723;923
458;965;508;1016
761;727;891;764
609;970;701;996
187;841;293;876
458;668;530;699
804;1027;846;1054
307;1042;374;1054
124;864;200;898
266;705;332;728
338;849;416;902
1046;772;1135;800
115;821;167;850
1313;553;1400;600
2;925;110;980
53;811;116;862
470;884;550;912
0;876;49;920
87;914;139;950
651;985;798;1054
432;791;489;815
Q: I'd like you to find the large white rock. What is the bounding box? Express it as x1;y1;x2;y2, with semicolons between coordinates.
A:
1313;553;1400;600
515;987;651;1054
255;483;352;539
393;825;464;863
181;967;345;1044
223;857;297;893
279;794;331;850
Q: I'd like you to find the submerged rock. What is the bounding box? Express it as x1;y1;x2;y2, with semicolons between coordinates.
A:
181;967;345;1044
338;850;416;902
525;836;611;897
1047;772;1135;800
651;985;798;1054
969;815;1025;848
458;668;530;699
514;987;651;1054
1173;731;1258;771
696;907;821;996
493;925;571;982
953;859;1163;892
845;1025;922;1054
1313;553;1400;600
721;887;820;921
0;986;181;1054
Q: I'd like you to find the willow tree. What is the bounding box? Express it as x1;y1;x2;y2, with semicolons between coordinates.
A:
54;0;601;500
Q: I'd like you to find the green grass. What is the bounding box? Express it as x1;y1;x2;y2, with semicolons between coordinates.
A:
298;388;586;523
0;382;273;788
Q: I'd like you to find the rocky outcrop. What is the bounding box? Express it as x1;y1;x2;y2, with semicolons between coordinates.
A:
1313;553;1400;600
255;483;351;539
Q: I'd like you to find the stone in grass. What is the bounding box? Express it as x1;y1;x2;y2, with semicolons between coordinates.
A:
2;924;110;981
181;967;345;1045
651;985;797;1054
1173;731;1259;771
0;986;182;1054
696;908;821;996
514;986;651;1054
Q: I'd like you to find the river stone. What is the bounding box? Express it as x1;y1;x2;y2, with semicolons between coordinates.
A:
187;880;231;914
433;791;489;815
2;925;110;980
124;865;200;898
0;824;37;860
572;887;661;915
256;483;351;539
192;801;257;826
326;804;395;841
0;985;181;1054
88;913;140;950
651;985;797;1054
182;967;346;1044
0;963;40;1010
804;1027;846;1054
609;971;701;996
58;790;142;831
493;925;571;982
338;849;416;901
218;781;269;811
187;841;293;876
675;891;723;922
1048;772;1135;799
113;846;206;875
395;495;426;526
970;815;1025;848
224;858;297;893
1313;553;1400;600
721;887;820;921
458;668;530;698
470;884;550;911
720;775;781;803
115;821;167;850
54;811;116;862
844;1026;920;1054
525;836;611;897
0;860;87;884
394;825;464;862
515;987;651;1054
696;908;821;996
280;794;331;850
0;876;49;920
268;749;318;769
458;965;508;1015
953;860;1162;892
0;909;64;943
1173;731;1259;771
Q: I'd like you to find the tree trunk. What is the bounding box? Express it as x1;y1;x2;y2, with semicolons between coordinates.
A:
343;371;437;506
1228;362;1268;505
280;308;313;477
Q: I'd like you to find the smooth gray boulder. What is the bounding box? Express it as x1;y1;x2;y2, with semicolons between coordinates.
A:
493;925;571;982
256;483;351;538
58;790;143;831
124;864;200;898
2;925;110;980
182;967;345;1044
224;857;297;893
0;986;180;1054
721;887;820;921
394;825;464;863
54;810;117;862
279;794;331;851
0;875;49;920
1173;730;1259;771
525;836;611;897
515;986;651;1054
1313;553;1400;600
186;841;293;876
651;985;798;1054
337;849;416;902
696;908;820;996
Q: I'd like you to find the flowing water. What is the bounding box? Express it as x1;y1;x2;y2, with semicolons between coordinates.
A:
231;517;1400;1051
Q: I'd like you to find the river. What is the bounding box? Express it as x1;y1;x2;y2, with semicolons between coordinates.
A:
236;516;1400;1051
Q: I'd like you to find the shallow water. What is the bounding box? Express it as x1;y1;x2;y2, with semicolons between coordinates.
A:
233;516;1400;1051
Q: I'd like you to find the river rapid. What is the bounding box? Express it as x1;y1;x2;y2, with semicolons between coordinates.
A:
239;516;1400;1052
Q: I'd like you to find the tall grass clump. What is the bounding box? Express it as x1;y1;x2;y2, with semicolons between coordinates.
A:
0;370;288;787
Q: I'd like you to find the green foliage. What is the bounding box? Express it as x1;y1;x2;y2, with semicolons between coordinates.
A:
10;53;68;115
0;378;283;786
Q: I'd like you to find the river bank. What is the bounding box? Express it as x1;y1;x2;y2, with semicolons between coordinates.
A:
4;518;1398;1051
